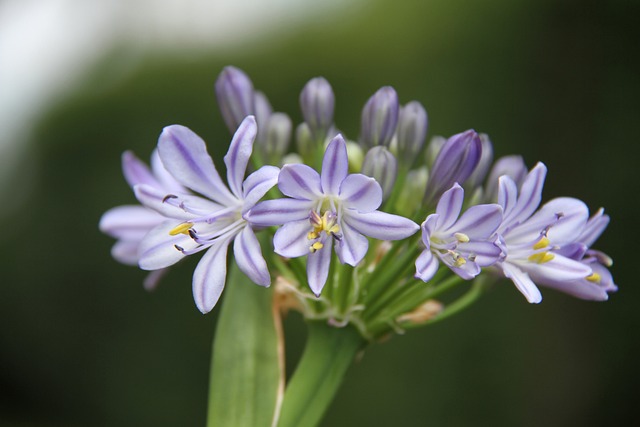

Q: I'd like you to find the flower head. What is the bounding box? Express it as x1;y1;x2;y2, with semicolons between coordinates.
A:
246;135;419;295
135;116;279;313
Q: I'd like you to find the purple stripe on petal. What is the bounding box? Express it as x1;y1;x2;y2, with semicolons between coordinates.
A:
435;184;464;230
278;164;322;200
578;208;610;247
497;176;518;222
138;221;198;270
273;219;314;258
458;241;502;267
500;262;542;303
344;210;419;241
450;204;503;239
224;116;257;198
245;199;314;226
158;125;236;205
307;240;333;296
192;237;232;314
415;250;439;282
339;173;382;213
503;162;547;226
335;221;368;266
321;135;349;195
233;227;270;286
241;165;280;211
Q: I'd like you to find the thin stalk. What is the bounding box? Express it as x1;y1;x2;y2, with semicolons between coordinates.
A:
277;321;365;427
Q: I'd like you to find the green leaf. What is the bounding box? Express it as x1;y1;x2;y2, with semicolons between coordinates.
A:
207;261;284;427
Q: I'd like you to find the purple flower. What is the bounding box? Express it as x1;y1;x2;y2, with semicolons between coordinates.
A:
360;86;399;149
415;184;503;282
246;135;419;295
135;116;279;313
100;150;189;290
493;163;596;303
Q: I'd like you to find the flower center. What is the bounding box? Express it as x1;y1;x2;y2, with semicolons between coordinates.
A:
307;210;342;253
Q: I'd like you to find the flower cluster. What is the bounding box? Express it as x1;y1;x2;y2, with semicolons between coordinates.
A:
101;66;616;338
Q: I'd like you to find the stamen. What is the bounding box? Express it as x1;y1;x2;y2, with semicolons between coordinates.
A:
533;236;550;250
169;222;194;236
309;241;324;253
586;273;601;283
307;231;319;240
528;251;555;264
174;244;184;252
162;194;178;203
454;257;467;267
454;232;470;243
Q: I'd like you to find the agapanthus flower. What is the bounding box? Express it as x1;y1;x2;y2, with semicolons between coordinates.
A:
135;116;279;313
246;134;419;295
99;150;188;290
415;183;503;282
493;162;598;303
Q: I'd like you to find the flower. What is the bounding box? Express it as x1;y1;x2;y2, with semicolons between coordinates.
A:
493;162;595;303
415;183;503;282
246;134;419;295
135;116;279;313
99;150;188;290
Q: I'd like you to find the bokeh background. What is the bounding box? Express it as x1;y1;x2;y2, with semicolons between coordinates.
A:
1;0;639;425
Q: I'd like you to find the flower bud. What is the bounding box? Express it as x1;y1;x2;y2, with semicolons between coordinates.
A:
281;152;303;166
360;86;399;149
424;135;446;168
396;300;443;325
396;101;428;167
361;146;398;201
423;130;482;206
300;77;335;141
465;133;494;189
295;122;314;159
215;66;256;134
345;140;364;172
260;112;292;163
484;155;527;203
254;90;273;143
396;166;428;213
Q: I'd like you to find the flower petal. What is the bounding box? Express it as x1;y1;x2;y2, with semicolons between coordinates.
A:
122;151;159;188
224;116;257;198
246;199;314;226
578;208;609;247
150;149;185;193
273;219;313;258
233;226;271;286
458;240;502;267
335;221;369;266
500;262;542;303
497;175;518;224
99;205;164;240
134;184;209;220
447;257;481;280
503;162;547;226
192;237;233;313
415;250;439;282
522;253;592;283
420;214;439;249
435;184;464;230
111;240;139;265
138;221;199;270
158;125;236;205
242;165;280;211
321;135;349;195
339;173;382;212
307;239;333;296
278;164;322;200
344;210;419;241
449;204;503;239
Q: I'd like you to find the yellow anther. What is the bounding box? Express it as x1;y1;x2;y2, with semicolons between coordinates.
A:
454;256;467;267
329;225;340;235
533;236;550;250
454;232;470;243
586;273;601;283
169;222;194;236
528;251;555;264
309;241;324;253
307;231;319;240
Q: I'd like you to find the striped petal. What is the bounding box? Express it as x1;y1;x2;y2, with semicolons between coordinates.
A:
321;135;349;195
224;116;257;198
233;226;270;286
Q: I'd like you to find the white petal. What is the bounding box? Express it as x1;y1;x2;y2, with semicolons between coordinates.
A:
138;221;198;270
225;116;257;198
435;183;464;230
449;204;503;239
335;221;369;266
233;227;271;286
133;184;205;220
192;238;232;313
246;199;314;227
339;174;382;213
273;219;313;258
278;164;323;200
500;262;542;303
307;240;333;296
100;205;164;240
242;165;280;210
415;250;439;282
343;210;419;241
111;240;139;265
321;135;349;195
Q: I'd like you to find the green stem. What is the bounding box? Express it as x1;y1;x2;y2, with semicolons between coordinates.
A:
277;321;365;427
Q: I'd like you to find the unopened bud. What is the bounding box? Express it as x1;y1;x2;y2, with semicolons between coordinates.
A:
215;66;255;133
425;135;446;168
396;166;428;213
345;140;364;172
396;300;444;325
423;130;482;206
254;90;273;143
466;133;494;189
360;86;399;149
260;112;292;164
295;123;314;159
361;146;398;201
396;101;428;167
281;152;303;166
300;77;335;141
484;155;527;203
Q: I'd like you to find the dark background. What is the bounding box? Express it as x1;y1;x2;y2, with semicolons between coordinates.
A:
1;0;639;425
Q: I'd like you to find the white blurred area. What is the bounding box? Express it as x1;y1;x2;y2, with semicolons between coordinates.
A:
0;0;354;216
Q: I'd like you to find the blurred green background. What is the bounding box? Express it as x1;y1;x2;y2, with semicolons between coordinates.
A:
1;0;639;425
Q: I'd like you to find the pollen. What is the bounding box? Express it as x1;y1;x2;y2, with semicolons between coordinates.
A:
310;241;324;253
528;251;555;264
586;273;601;283
169;222;194;236
533;236;550;250
454;232;470;243
454;257;467;267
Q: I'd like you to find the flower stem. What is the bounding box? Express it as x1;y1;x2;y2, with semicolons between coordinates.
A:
277;321;365;427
